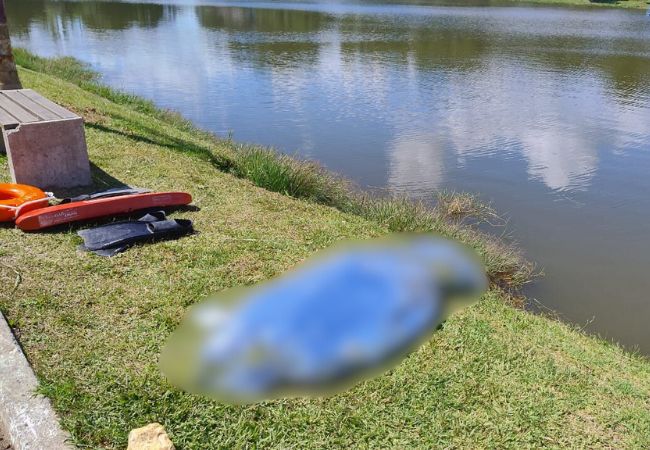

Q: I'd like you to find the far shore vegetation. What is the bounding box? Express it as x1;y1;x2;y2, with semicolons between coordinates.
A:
380;0;648;8
1;50;649;448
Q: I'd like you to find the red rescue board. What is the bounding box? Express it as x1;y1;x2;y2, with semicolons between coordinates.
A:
16;192;192;231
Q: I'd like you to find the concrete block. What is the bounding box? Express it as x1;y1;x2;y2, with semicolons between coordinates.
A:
5;118;92;189
0;89;91;190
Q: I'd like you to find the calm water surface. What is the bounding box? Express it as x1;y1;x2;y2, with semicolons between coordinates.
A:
8;0;650;352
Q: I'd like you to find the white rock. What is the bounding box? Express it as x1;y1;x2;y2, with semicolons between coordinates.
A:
127;423;175;450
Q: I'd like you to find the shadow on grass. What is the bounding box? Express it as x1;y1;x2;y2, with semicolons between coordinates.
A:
85;122;234;172
46;162;129;199
90;162;130;190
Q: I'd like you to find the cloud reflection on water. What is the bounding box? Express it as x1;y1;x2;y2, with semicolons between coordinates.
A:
9;1;650;195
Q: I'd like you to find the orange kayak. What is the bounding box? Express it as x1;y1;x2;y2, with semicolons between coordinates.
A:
0;183;49;222
16;191;192;231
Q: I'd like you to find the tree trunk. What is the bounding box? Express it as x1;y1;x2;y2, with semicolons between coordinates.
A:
0;0;21;90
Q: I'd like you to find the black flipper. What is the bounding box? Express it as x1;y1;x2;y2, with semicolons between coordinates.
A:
61;187;151;204
77;211;193;257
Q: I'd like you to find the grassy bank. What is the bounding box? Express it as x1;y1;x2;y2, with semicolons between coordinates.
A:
0;52;649;448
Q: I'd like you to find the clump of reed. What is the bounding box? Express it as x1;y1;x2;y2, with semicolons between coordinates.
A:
229;146;534;290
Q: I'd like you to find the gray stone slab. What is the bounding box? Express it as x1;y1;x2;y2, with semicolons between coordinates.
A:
0;313;75;450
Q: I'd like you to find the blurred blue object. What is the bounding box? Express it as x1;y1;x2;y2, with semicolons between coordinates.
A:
160;235;487;403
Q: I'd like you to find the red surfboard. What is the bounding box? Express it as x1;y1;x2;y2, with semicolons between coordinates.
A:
16;192;192;231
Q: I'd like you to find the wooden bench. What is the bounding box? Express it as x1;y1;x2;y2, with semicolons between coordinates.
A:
0;89;91;189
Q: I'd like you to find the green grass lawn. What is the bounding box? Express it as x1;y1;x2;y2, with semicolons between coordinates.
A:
1;59;650;449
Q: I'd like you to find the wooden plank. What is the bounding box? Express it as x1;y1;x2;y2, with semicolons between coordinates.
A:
0;92;40;123
3;90;61;121
0;106;19;128
21;90;79;120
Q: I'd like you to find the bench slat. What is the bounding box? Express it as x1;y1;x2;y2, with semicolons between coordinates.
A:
0;92;40;123
21;90;79;120
3;90;62;121
0;107;19;128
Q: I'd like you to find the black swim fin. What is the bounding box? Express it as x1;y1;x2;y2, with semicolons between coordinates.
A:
78;211;193;257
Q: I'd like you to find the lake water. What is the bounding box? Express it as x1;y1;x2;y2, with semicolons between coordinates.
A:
7;0;650;353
